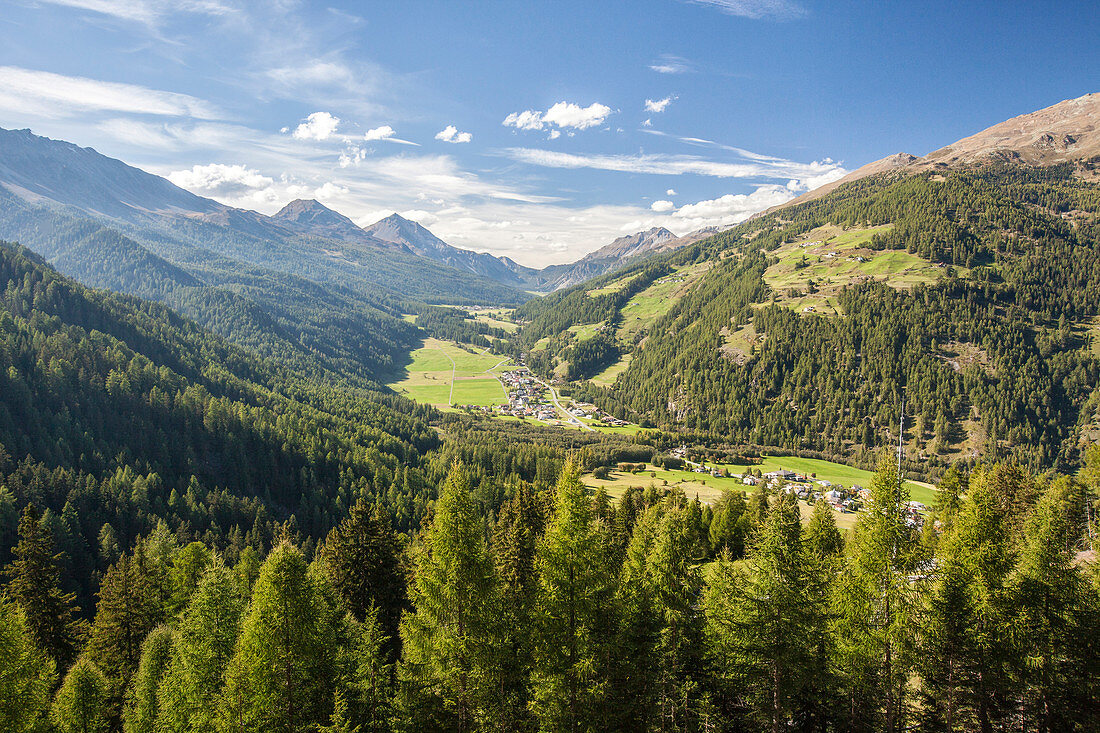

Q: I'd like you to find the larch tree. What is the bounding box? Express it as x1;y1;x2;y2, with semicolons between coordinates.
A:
397;461;500;732
122;625;175;733
0;593;56;733
51;658;109;733
529;460;617;733
156;557;244;732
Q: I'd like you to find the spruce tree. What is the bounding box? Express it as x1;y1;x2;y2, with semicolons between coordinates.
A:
529;461;617;732
804;498;843;558
4;503;85;669
123;625;175;733
916;467;1015;731
156;558;244;732
833;452;917;733
704;493;819;732
320;499;405;661
490;483;543;732
0;593;56;732
51;658;109;733
397;462;499;732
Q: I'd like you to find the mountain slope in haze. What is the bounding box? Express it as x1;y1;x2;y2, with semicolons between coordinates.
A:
362;212;537;287
514;93;1100;471
272;198;402;251
537;226;711;291
0;126;528;306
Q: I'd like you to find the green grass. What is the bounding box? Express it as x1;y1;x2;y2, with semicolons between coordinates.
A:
586;271;636;297
590;353;632;387
567;321;605;341
451;377;507;406
387;338;513;407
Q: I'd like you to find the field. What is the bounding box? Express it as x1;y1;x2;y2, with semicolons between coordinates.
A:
590;352;632;387
468;307;519;333
387;338;512;408
762;224;953;313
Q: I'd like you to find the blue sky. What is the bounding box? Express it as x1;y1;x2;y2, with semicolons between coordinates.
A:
0;0;1097;266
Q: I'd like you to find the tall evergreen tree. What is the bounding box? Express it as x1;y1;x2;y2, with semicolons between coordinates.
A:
218;543;340;732
397;462;500;732
704;493;821;732
529;461;617;732
4;504;85;669
156;558;244;732
917;466;1015;732
320;500;405;662
1009;488;1100;732
490;482;543;732
803;499;843;559
833;452;917;733
0;593;56;733
51;658;109;733
123;625;175;733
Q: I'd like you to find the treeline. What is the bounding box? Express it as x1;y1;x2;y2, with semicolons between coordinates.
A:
410;305;510;348
4;451;1099;732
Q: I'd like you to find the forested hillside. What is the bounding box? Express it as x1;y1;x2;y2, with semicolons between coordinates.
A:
514;163;1100;473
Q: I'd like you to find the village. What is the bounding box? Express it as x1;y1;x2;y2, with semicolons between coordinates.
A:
496;368;631;427
668;446;928;527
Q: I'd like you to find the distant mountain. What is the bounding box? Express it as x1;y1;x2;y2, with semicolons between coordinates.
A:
272;198;401;251
362;213;537;288
0;126;531;382
538;226;711;291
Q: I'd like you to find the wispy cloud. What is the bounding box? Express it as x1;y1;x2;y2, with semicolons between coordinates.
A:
363;125;418;146
649;54;694;74
684;0;807;21
33;0;237;27
502;147;845;186
0;66;219;119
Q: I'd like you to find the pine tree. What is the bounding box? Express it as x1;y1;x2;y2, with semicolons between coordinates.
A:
397;462;499;732
156;557;244;732
1009;488;1100;731
123;625;175;733
916;466;1015;732
4;503;85;669
320;500;405;662
490;483;543;732
833;452;917;733
0;593;56;732
704;493;818;732
51;658;109;733
708;489;748;558
218;542;340;732
529;460;617;732
166;541;213;617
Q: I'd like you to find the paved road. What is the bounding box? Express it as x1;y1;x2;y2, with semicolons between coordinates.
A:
533;376;594;431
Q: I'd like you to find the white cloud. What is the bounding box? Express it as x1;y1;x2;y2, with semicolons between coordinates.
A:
642;118;653;127
363;125;419;145
503;101;613;132
650;200;675;212
548;130;561;140
645;96;674;113
649;54;693;74
503;148;846;182
503;109;547;131
292;111;340;140
167;163;273;197
435;125;472;143
684;0;807;20
666;188;678;196
364;125;395;140
0;66;219;120
541;101;612;130
313;181;348;200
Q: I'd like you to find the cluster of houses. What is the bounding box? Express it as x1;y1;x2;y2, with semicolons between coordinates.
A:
567;402;630;428
497;369;557;421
